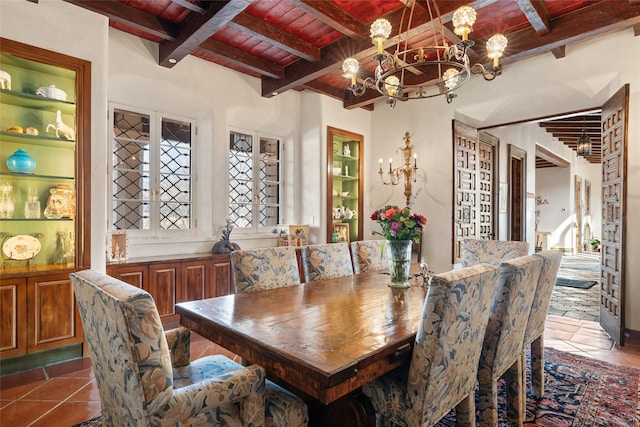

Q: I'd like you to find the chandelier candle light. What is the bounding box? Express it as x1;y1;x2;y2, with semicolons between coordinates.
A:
379;132;418;207
343;1;508;107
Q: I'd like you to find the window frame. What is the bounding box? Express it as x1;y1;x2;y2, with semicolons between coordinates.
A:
108;103;197;239
227;128;283;235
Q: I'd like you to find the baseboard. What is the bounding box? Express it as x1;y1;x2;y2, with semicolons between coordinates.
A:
0;344;82;376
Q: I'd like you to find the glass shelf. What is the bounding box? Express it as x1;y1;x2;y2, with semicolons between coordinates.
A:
0;90;75;114
333;174;358;181
0;172;75;181
333;153;359;161
0;130;76;147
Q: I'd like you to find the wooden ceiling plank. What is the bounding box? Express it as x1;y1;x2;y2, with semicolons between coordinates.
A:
198;39;284;78
516;0;551;35
536;144;570;167
63;0;176;40
290;0;369;39
159;0;253;68
228;13;320;62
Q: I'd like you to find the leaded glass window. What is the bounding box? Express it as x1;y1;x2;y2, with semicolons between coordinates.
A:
111;105;194;236
228;130;281;231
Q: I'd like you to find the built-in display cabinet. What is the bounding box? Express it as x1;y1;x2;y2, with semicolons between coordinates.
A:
0;38;91;367
327;126;364;243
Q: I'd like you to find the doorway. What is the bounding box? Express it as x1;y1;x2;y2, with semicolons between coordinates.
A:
508;145;526;241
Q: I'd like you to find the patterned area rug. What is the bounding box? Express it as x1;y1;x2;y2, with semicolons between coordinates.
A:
555;277;598;289
74;348;639;427
436;347;640;426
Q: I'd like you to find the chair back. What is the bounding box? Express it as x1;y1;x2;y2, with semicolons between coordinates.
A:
479;254;542;379
523;250;563;346
405;264;499;426
351;240;387;273
231;246;301;293
71;270;173;426
301;242;353;282
460;238;529;267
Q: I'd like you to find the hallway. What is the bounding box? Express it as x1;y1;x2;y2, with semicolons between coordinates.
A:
548;252;600;322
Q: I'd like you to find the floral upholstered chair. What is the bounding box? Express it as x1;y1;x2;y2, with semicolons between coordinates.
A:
522;250;563;398
301;242;354;282
351;240;387;273
71;269;266;427
230;246;301;293
362;264;500;427
471;255;543;427
460;239;529;267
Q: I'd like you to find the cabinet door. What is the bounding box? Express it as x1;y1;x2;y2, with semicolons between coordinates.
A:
0;277;27;358
107;264;147;289
210;255;232;297
327;126;364;243
179;260;210;303
148;263;178;321
27;273;82;353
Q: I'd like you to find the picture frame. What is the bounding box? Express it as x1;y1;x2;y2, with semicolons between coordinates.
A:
107;231;128;262
333;223;350;244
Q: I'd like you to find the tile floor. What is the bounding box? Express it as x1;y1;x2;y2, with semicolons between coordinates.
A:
3;252;638;427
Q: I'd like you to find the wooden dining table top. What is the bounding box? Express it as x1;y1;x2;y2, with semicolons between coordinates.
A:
176;270;432;404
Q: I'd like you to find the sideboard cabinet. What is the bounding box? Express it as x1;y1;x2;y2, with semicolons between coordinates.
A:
0;38;91;362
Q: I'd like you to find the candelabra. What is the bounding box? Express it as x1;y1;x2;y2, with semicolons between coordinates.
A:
379;132;418;207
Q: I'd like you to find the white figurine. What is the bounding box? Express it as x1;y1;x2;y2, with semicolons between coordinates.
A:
46;110;75;140
0;70;11;90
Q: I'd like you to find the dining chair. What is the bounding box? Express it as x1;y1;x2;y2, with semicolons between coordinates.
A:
301;242;354;282
460;238;529;267
351;240;387;273
230;246;301;293
71;269;266;426
522;250;563;398
473;255;543;427
362;264;500;427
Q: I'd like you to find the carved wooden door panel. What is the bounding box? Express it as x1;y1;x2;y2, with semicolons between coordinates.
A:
452;122;497;263
599;84;628;346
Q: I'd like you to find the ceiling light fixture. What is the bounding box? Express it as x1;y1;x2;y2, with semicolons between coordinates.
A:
576;118;592;157
342;0;507;107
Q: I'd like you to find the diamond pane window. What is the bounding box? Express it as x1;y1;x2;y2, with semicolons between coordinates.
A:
228;130;281;231
111;105;194;236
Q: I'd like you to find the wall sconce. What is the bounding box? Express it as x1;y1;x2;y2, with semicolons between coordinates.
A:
379;132;417;207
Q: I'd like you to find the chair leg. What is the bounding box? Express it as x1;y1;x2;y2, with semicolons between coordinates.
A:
455;394;476;427
505;358;524;427
478;377;498;427
520;352;527;415
531;335;544;398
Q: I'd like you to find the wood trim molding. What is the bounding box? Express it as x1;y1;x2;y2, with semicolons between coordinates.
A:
535;144;570;168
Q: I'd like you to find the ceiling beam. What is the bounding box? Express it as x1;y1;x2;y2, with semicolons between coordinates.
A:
63;0;176;41
536;144;570;167
170;0;206;14
289;0;369;39
516;0;551;35
197;39;285;79
159;0;253;68
228;13;321;62
551;46;566;58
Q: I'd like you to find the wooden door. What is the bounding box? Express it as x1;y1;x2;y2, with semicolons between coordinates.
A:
148;263;178;322
575;176;582;254
508;145;527;241
599;84;629;346
0;278;27;358
179;260;210;302
452;121;498;263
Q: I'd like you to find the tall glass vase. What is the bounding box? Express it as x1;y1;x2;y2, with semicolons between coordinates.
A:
386;239;412;288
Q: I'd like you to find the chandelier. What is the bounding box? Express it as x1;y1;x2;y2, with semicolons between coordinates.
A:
379;132;418;206
576;118;592;156
342;1;508;107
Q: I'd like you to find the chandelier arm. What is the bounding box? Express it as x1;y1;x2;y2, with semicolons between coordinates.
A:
470;63;502;81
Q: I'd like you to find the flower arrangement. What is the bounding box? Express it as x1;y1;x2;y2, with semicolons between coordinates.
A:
370;206;427;243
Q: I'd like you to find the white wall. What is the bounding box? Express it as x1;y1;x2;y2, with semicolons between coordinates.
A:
368;28;640;329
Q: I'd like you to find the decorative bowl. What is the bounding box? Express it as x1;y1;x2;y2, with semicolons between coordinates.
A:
35;85;67;101
333;167;342;175
340;191;349;197
7;148;36;173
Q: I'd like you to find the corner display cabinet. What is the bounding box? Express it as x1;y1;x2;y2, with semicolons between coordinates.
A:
327;126;363;243
0;38;91;371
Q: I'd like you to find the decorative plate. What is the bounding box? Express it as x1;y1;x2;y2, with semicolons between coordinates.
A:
2;235;41;260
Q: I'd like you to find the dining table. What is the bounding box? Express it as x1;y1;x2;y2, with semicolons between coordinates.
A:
175;267;442;426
